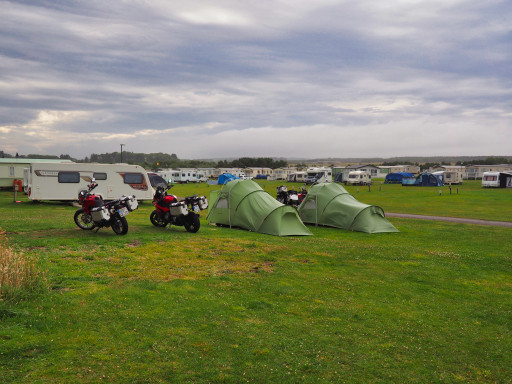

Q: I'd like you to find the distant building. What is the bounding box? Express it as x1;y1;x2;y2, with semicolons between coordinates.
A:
243;167;274;179
0;158;73;189
381;165;420;175
465;164;512;180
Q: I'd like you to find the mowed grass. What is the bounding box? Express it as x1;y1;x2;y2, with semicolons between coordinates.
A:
0;181;511;383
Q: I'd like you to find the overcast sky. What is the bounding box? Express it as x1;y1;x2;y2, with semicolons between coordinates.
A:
1;0;510;159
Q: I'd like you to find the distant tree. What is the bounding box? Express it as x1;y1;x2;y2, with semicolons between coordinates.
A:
381;160;414;166
216;157;288;169
421;162;441;171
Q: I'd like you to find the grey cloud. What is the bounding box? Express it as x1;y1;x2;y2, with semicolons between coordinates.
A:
0;0;510;158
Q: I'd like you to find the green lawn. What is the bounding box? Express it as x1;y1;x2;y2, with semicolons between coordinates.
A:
0;182;511;383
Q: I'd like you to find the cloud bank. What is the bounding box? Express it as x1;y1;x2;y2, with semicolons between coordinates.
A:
1;0;510;158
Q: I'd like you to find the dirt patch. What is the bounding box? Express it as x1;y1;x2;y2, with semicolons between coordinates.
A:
105;237;282;281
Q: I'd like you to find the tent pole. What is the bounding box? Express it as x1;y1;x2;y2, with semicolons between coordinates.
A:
228;191;231;228
315;194;318;227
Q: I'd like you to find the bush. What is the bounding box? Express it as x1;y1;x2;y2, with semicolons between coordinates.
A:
0;229;43;301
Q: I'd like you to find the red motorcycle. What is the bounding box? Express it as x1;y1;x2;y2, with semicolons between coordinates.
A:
150;185;208;233
74;179;138;235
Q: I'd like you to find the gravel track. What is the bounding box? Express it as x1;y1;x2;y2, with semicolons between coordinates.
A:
386;213;512;228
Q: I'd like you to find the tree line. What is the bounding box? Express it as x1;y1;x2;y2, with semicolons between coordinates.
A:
0;150;289;170
2;150;510;169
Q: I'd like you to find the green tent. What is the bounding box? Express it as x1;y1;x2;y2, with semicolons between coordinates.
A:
207;179;312;236
297;183;399;233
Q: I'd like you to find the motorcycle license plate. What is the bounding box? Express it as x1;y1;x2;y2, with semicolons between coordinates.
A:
118;207;129;217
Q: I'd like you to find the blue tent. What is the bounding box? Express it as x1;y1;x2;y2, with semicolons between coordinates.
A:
402;173;444;186
384;172;415;184
217;173;239;185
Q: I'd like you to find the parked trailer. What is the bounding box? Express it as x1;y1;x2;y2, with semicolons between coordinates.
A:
433;170;463;185
26;163;154;201
482;171;512;188
346;171;372;185
287;172;307;183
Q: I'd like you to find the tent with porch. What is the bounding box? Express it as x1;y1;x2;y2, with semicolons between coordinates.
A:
206;179;312;236
217;173;239;185
384;172;415;184
402;172;444;186
297;182;398;233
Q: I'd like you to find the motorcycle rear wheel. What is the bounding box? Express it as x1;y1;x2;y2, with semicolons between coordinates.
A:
74;209;95;230
150;210;167;227
111;216;128;235
184;213;200;233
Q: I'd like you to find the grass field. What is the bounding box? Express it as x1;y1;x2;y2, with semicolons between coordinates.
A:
1;180;511;383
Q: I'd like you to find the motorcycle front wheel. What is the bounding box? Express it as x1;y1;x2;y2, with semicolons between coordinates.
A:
74;209;95;230
184;213;200;233
111;216;128;235
150;210;167;227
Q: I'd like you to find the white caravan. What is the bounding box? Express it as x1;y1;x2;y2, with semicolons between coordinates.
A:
346;171;372;185
287;172;307;183
26;162;154;201
158;169;197;184
482;172;500;187
481;171;512;188
305;167;332;184
433;170;463;185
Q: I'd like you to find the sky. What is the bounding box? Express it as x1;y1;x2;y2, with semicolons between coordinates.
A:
0;0;511;160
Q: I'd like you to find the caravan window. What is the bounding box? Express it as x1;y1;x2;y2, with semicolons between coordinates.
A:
483;175;497;181
58;171;80;183
124;173;143;184
93;172;107;180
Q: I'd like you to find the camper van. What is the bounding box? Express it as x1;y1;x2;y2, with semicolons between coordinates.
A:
173;168;200;183
196;172;208;182
26;162;154;201
305;167;332;184
346;171;371;185
155;169;175;184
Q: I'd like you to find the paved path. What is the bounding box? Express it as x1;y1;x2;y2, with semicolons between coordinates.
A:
387;213;512;228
